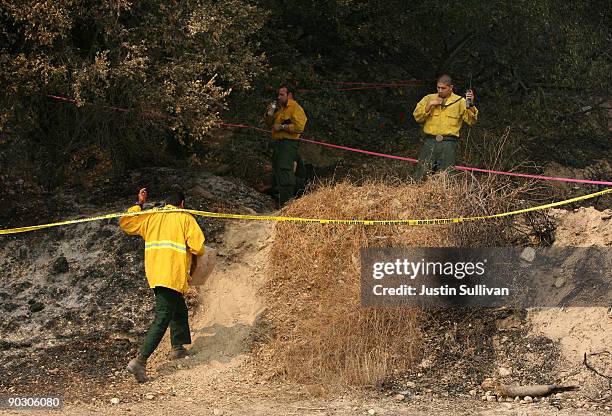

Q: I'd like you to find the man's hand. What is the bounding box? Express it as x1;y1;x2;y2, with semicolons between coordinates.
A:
266;101;278;117
425;97;444;112
138;188;148;205
189;254;198;279
466;89;476;111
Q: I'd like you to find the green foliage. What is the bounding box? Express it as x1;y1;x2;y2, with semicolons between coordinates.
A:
0;0;609;188
256;0;610;93
223;0;610;176
0;0;266;185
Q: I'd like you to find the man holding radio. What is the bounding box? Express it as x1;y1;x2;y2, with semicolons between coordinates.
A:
263;85;308;206
412;74;478;181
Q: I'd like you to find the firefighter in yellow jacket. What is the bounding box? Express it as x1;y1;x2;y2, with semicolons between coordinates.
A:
412;74;478;180
263;85;307;206
119;188;205;383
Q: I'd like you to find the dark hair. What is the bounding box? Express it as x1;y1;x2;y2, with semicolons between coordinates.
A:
437;74;453;85
279;84;295;96
166;190;185;206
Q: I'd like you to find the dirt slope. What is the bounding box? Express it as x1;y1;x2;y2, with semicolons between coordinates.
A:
527;207;612;406
3;213;608;415
1;180;610;415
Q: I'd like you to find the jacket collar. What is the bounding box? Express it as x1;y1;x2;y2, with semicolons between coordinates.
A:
442;92;462;108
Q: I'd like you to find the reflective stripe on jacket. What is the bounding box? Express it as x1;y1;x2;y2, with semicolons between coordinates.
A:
119;204;205;294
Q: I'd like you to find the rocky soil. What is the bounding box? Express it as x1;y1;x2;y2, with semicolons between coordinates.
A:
0;168;610;415
0;168;273;400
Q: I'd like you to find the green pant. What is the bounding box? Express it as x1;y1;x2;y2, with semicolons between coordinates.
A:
414;137;458;181
139;286;191;359
272;139;299;205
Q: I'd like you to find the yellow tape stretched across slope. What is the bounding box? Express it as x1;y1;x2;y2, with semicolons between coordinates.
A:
0;188;610;235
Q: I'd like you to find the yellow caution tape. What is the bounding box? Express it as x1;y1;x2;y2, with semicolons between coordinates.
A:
0;188;610;235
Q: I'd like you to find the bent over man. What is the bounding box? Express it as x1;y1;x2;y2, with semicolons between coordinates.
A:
412;74;478;180
119;188;205;383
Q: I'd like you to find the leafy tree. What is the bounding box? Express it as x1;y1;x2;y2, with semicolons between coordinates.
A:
0;0;267;183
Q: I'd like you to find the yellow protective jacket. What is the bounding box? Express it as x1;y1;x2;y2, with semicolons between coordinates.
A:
119;204;205;294
413;92;478;137
264;98;307;140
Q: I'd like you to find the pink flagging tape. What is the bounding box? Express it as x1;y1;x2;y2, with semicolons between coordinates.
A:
298;137;418;162
219;122;418;161
453;165;612;185
220;122;612;186
45;94;612;187
47;95;176;120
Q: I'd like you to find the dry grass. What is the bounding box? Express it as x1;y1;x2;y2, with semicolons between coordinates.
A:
256;172;530;387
